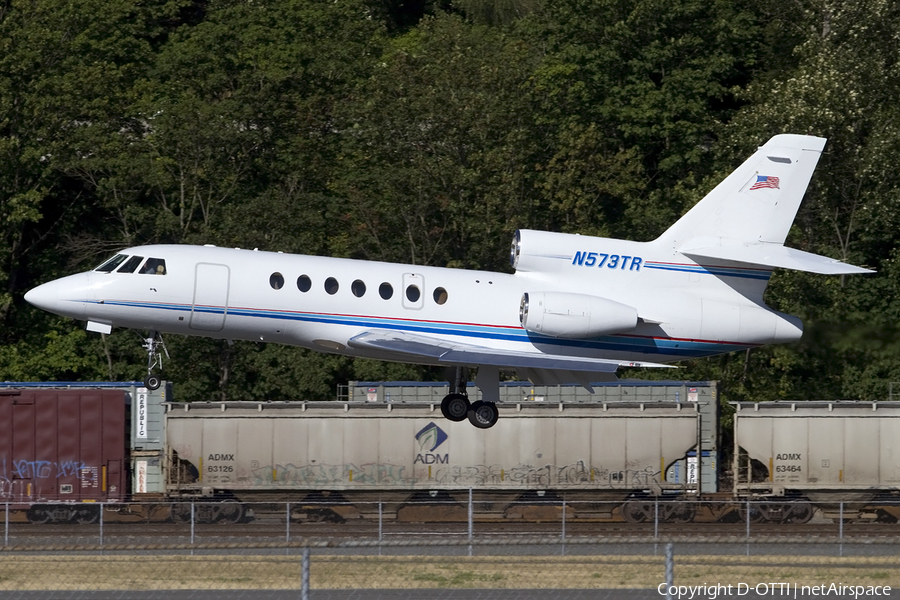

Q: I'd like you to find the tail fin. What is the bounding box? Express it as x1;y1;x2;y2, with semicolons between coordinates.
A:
654;134;871;275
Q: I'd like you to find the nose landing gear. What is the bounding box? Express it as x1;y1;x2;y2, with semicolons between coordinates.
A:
141;330;169;390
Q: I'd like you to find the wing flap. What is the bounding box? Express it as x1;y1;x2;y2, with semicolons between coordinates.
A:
347;329;674;374
682;244;874;275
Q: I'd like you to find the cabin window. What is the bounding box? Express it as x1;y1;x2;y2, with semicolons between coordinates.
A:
325;277;339;295
95;254;127;272
433;287;448;305
379;283;393;300
117;256;144;273
270;272;284;289
405;285;421;303
351;280;366;297
297;275;311;292
140;258;167;275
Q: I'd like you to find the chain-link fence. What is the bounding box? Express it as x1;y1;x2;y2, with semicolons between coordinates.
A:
3;499;900;598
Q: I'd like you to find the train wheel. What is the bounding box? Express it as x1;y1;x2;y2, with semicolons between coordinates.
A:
468;401;499;429
170;502;192;522
621;501;651;523
666;501;697;523
214;500;245;524
26;507;53;524
785;501;813;524
441;394;470;422
74;507;100;524
738;502;768;523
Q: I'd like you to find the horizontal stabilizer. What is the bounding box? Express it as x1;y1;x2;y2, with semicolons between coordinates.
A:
348;329;675;374
682;245;874;275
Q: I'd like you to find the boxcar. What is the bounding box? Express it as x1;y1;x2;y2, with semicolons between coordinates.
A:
0;387;127;523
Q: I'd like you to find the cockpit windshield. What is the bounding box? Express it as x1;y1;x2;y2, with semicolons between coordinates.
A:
117;256;144;273
94;254;128;272
94;254;167;274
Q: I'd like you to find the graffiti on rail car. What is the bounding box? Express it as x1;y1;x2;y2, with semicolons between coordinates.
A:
2;458;92;480
246;462;415;487
232;458;662;489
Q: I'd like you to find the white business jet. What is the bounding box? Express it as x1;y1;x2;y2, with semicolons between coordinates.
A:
25;135;872;428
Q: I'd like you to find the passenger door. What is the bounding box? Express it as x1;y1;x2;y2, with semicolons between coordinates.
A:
190;263;230;331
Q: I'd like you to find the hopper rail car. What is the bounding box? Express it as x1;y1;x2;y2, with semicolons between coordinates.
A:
3;380;900;526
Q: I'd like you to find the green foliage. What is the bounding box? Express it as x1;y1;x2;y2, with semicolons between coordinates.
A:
2;0;898;402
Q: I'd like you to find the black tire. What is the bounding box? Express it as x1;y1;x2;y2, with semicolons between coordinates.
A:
467;400;499;429
440;393;470;422
144;374;161;390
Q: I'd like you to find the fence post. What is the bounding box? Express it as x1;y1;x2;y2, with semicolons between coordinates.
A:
561;499;566;556
4;502;8;547
839;502;844;557
745;499;751;557
467;488;473;557
665;542;674;600
654;497;659;555
654;497;659;538
190;501;195;555
378;500;383;557
286;502;291;553
99;502;104;548
301;546;310;600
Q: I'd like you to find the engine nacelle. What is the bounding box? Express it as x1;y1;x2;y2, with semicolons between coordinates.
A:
519;292;638;338
511;229;596;273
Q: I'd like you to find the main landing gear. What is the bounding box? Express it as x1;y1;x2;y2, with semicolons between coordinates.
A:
141;330;169;390
439;367;500;429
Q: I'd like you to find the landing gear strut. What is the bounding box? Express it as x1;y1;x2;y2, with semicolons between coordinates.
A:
439;366;501;429
141;330;169;390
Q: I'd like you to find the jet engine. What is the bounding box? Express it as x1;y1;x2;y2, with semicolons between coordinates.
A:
511;229;591;273
519;292;638;339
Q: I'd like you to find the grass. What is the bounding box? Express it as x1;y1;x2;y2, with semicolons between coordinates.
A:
0;554;898;590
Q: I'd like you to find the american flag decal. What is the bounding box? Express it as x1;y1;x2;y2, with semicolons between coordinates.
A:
749;175;780;190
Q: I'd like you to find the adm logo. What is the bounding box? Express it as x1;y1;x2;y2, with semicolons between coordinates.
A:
414;422;449;465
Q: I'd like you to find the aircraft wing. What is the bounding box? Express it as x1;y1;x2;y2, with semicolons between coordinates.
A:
347;329;674;378
682;244;874;275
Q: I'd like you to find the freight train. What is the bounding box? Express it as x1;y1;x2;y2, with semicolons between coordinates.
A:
2;380;900;525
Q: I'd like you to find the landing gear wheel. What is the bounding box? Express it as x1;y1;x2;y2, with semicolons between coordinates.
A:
467;400;499;429
140;330;169;392
144;374;161;390
441;393;470;422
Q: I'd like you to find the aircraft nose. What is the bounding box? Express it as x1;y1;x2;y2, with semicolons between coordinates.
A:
24;281;60;313
24;274;90;319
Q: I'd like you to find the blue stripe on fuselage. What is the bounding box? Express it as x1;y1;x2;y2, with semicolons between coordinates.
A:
78;299;751;358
